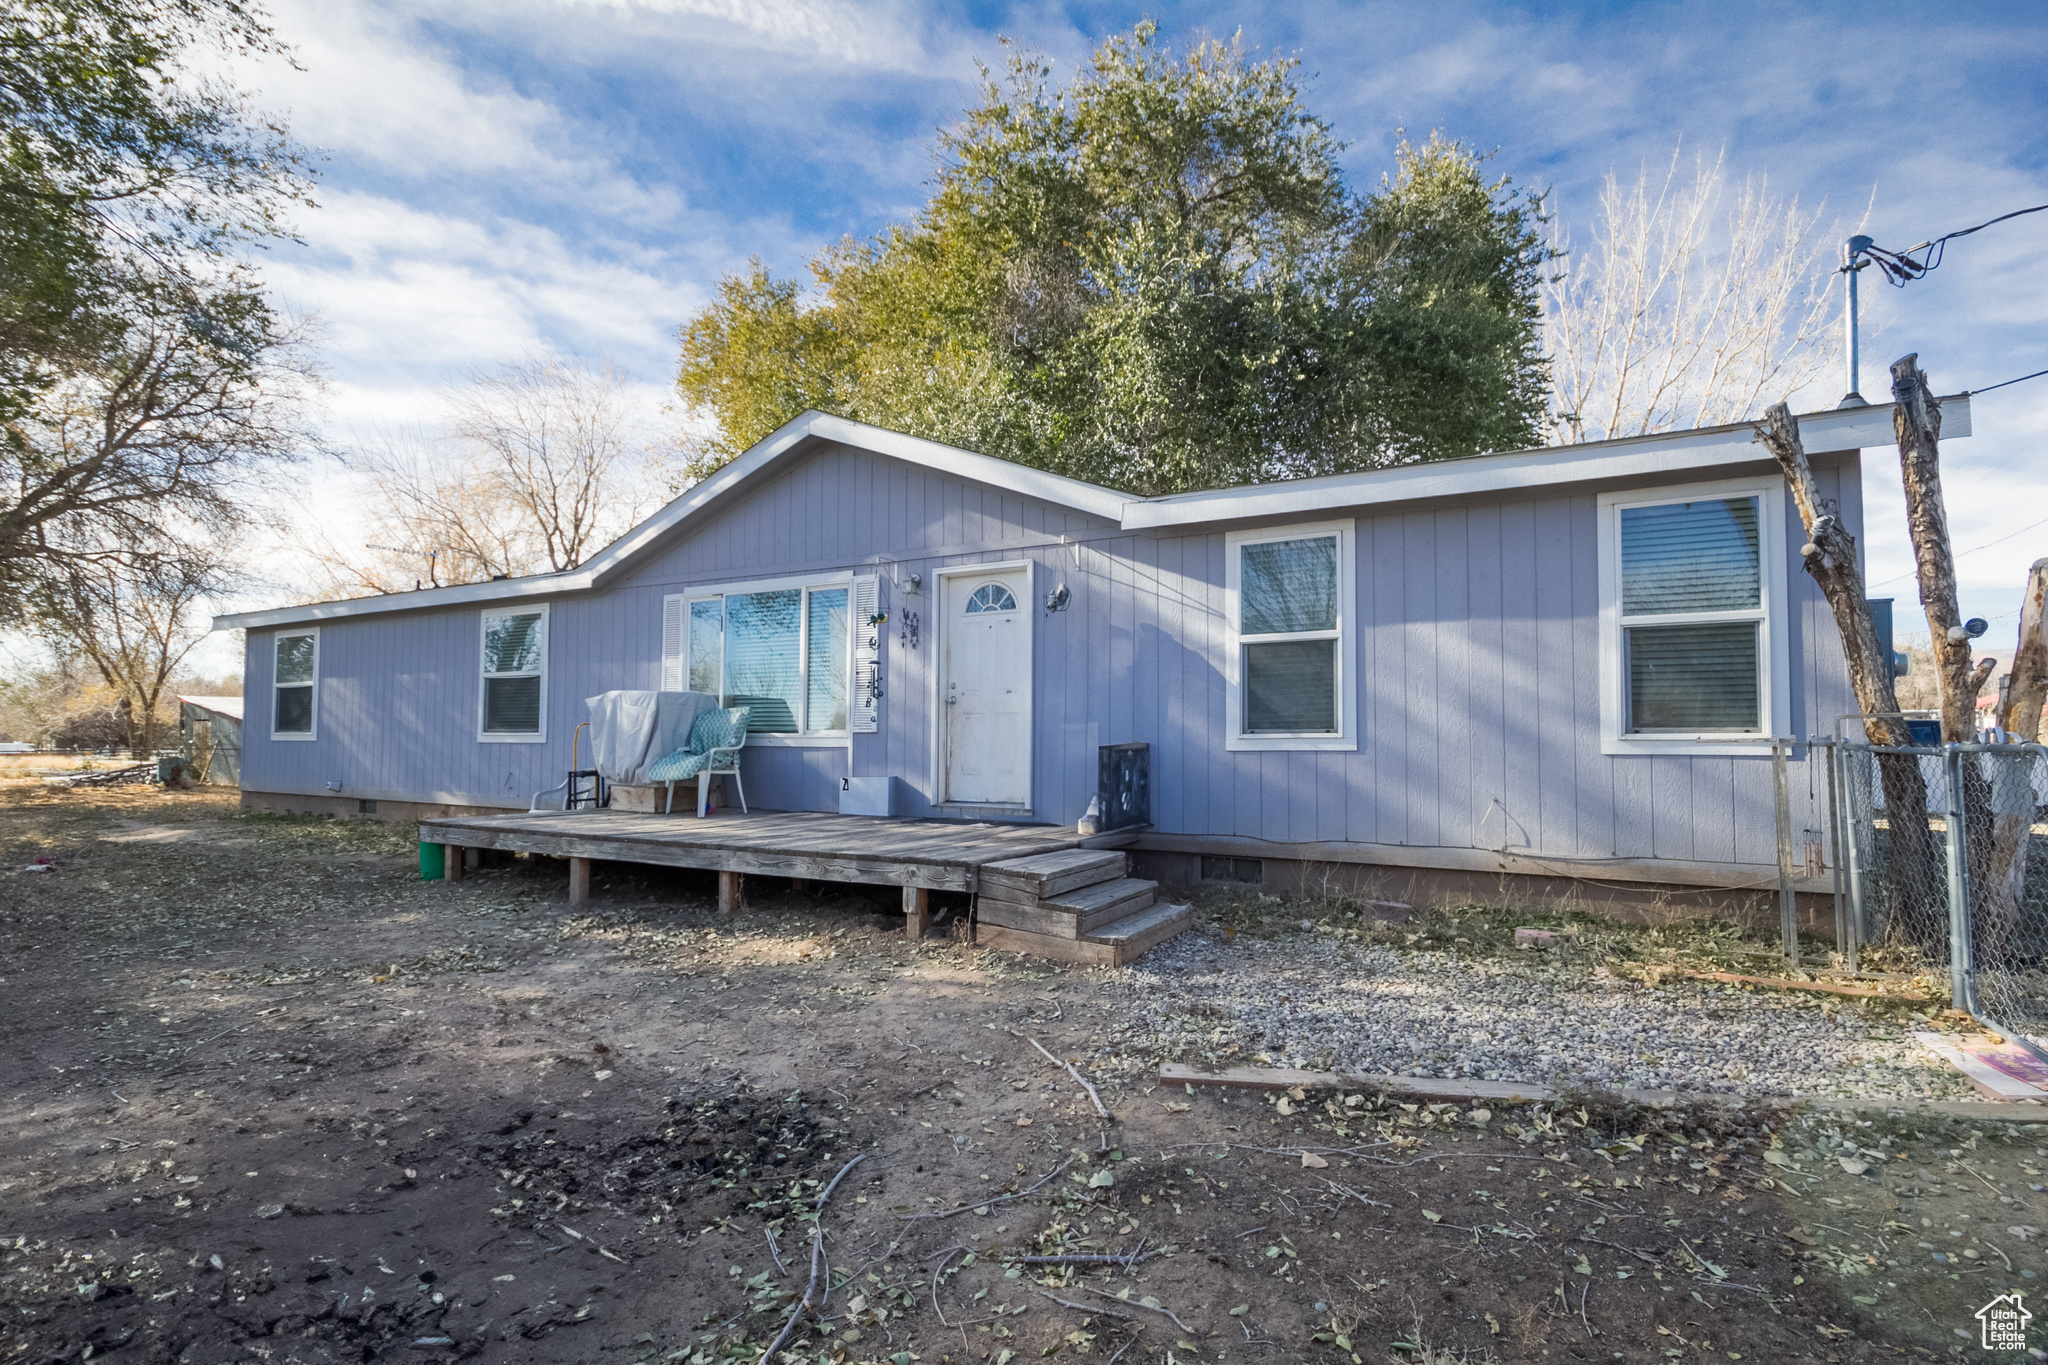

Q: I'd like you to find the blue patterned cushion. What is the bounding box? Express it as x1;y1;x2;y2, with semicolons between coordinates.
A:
646;706;750;783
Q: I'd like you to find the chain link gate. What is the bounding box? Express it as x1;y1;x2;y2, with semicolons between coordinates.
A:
1836;738;2048;1057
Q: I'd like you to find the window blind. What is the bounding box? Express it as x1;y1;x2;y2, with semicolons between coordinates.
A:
688;599;723;695
1242;537;1338;634
724;589;801;732
1620;498;1760;615
1626;621;1760;732
1246;639;1337;733
805;587;848;732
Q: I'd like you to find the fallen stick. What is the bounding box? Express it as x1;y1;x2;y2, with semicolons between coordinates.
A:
897;1160;1072;1221
929;1244;967;1327
758;1155;864;1362
1017;1031;1110;1119
815;1153;866;1208
1675;970;1927;1001
765;1227;788;1277
1073;1282;1191;1332
1004;1248;1154;1268
1039;1289;1136;1322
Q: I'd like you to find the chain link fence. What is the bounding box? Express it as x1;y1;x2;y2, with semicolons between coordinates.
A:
1837;740;2048;1051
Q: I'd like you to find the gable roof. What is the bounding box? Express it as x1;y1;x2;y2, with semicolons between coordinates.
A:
214;398;1972;630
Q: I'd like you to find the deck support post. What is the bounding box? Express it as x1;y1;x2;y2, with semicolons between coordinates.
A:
444;845;463;882
718;870;741;914
568;856;590;905
903;885;931;939
790;877;810;895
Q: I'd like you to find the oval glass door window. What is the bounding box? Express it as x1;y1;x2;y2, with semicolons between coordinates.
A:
965;583;1018;613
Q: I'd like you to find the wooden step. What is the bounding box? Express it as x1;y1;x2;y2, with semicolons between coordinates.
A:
979;848;1127;900
1085;900;1192;956
977;878;1156;939
974;900;1191;967
977;877;1156;939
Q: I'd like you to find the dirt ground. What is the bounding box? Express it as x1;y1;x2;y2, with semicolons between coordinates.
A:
2;786;2043;1365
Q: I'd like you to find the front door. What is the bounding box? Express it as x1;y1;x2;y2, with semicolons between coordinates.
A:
941;568;1031;806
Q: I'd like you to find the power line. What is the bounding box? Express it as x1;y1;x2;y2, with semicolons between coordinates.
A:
1859;202;2048;286
1967;365;2048;397
1869;512;2048;588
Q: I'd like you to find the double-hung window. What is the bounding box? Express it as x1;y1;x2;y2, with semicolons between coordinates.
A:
272;629;317;739
669;578;850;739
480;605;548;741
1225;521;1357;751
1598;480;1787;754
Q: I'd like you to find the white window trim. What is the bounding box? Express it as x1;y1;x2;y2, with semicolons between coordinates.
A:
478;603;549;744
1224;521;1358;752
270;627;319;741
1597;477;1790;757
929;559;1035;809
667;571;855;748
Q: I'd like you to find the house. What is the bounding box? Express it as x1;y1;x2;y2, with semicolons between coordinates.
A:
212;400;1973;916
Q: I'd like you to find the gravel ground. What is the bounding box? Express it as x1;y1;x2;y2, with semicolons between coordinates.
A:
1113;920;1982;1102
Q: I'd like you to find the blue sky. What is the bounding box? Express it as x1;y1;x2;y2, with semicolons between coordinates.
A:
232;0;2048;643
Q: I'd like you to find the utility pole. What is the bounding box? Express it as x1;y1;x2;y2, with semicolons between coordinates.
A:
1838;234;1874;408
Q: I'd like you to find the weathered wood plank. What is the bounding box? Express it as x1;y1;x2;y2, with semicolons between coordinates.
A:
974;922;1117;967
1041;876;1156;920
1084;900;1190;955
980;849;1126;899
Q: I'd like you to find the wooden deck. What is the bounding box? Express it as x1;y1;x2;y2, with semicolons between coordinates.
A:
419;809;1135;934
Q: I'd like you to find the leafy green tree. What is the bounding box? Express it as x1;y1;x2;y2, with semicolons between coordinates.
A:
678;25;1549;494
0;0;311;612
0;1;307;411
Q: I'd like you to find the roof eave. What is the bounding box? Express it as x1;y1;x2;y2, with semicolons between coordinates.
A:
1118;397;1971;531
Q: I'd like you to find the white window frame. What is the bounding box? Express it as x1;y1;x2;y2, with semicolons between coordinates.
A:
1597;477;1790;757
1224;520;1358;752
478;603;549;744
270;627;319;741
667;571;854;748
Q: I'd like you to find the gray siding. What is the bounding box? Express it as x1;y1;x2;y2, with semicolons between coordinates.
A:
242;443;1856;879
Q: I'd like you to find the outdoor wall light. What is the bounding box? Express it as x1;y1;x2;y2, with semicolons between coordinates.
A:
1045;583;1071;613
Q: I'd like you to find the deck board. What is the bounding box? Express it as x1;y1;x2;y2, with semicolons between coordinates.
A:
419;810;1093;891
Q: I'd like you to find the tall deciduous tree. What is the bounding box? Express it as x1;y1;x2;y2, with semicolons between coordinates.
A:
0;272;316;607
678;25;1550;495
0;0;310;424
310;354;664;596
1543;146;1841;444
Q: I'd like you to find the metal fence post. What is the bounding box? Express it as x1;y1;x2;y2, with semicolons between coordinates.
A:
1773;740;1799;963
1823;738;1852;971
1944;744;1977;1014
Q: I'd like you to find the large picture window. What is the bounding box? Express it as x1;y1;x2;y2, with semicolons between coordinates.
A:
670;578;850;737
480;605;548;741
1599;481;1787;755
1225;521;1357;752
272;629;317;739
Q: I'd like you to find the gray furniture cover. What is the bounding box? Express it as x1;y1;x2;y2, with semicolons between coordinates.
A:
585;690;717;787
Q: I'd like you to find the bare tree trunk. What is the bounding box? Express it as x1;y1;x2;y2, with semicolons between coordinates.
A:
1757;402;1910;743
2000;558;2048;743
1757;401;1942;951
1891;355;1991;741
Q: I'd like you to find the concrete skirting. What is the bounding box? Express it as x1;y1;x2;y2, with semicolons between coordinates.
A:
240;789;521;823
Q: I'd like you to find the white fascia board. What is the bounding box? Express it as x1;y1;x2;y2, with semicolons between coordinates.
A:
1120;397;1972;531
212;570;586;631
214;411;1129;631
